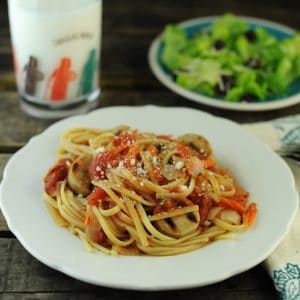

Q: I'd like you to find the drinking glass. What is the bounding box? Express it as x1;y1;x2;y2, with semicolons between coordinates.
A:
8;0;102;118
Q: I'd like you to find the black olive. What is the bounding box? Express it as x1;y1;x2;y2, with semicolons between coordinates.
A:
155;144;162;153
214;39;225;50
246;58;261;69
242;93;257;102
245;29;257;43
171;73;177;81
214;75;235;96
168;157;173;165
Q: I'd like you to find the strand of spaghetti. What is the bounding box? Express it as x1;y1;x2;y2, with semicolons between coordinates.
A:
104;216;128;238
220;187;236;197
56;189;84;229
124;197;149;247
92;180;128;212
99;205;121;217
213;218;246;231
214;232;236;240
156;177;195;199
107;183;156;206
206;171;221;202
113;168;166;194
106;172;124;187
60;186;85;222
124;224;140;241
44;200;69;227
111;245;140;256
61;203;84;227
137;243;206;256
64;189;85;218
117;211;134;226
136;138;172;146
148;205;199;221
176;237;210;247
74;228;114;255
89;132;114;150
69;131;97;144
140;151;157;184
150;231;199;246
161;177;187;189
136;203;174;241
161;149;177;165
92;206;134;247
61;131;93;156
43;192;58;208
60;187;85;228
74;228;95;252
216;174;236;197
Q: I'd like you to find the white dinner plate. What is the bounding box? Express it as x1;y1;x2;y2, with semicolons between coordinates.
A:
148;16;300;111
0;106;298;290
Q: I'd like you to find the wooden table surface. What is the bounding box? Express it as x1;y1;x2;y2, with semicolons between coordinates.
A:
1;0;300;299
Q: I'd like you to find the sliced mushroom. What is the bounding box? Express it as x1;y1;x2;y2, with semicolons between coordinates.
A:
155;211;200;237
220;209;241;225
67;156;92;196
177;134;212;158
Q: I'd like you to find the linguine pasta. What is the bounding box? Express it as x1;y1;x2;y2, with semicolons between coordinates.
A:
43;126;257;256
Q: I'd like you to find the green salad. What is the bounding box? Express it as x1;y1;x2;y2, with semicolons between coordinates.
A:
161;14;300;102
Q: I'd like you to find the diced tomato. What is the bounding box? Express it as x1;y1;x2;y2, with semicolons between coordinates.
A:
113;132;135;146
85;207;107;244
44;159;69;196
189;189;213;224
147;145;158;156
176;142;190;157
80;140;89;146
89;145;129;180
202;159;215;169
124;145;141;169
87;187;108;206
152;167;168;185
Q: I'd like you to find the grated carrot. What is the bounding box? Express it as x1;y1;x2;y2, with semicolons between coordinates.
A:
220;197;246;214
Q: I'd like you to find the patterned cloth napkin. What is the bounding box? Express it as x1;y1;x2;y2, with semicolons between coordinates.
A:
243;115;300;300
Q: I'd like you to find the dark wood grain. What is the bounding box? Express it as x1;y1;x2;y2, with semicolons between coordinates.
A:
0;154;10;233
0;239;277;298
0;291;278;300
1;91;300;148
0;211;8;233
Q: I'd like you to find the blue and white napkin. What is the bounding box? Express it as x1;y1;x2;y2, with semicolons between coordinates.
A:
244;115;300;300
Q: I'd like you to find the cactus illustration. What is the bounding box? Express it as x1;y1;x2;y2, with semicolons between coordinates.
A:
23;56;44;96
78;48;97;96
47;57;77;101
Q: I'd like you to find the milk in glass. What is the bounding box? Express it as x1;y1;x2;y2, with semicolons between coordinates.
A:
8;0;102;118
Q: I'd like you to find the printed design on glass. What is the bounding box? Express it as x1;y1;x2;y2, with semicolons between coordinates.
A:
273;115;300;145
273;263;300;300
47;57;77;101
23;56;44;96
78;48;97;96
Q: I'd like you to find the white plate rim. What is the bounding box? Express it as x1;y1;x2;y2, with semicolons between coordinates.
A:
148;15;300;111
0;105;298;290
